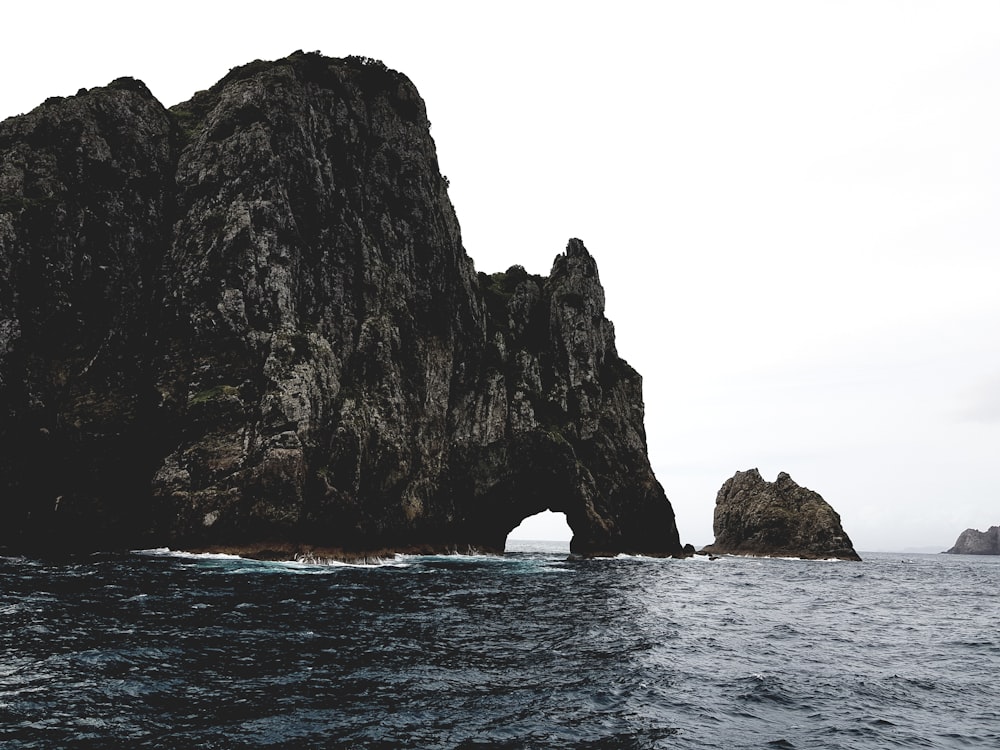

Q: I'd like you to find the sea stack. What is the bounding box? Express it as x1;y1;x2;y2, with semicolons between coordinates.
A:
0;52;683;558
700;469;861;560
944;527;1000;555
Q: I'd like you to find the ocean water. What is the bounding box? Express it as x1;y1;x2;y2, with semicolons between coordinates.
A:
1;543;998;749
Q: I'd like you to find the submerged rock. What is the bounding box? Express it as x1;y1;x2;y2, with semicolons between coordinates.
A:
0;52;683;557
944;527;1000;555
700;469;861;561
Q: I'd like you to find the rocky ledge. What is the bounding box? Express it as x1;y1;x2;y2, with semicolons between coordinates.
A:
944;527;1000;555
0;52;683;558
700;469;861;561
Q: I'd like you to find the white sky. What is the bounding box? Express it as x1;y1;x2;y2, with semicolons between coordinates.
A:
4;1;998;552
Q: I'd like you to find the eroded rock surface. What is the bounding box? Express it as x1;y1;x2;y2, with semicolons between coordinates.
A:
700;469;860;560
945;526;1000;555
0;77;175;549
0;52;682;557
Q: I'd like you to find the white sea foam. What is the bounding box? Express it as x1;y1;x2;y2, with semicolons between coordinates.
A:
397;552;504;564
705;552;850;563
288;551;416;569
132;547;412;570
132;547;244;561
582;552;680;562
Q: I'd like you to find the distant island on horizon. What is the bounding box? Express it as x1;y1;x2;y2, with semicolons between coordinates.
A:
943;526;1000;555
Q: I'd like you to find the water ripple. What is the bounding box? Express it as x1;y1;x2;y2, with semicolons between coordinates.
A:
1;551;997;748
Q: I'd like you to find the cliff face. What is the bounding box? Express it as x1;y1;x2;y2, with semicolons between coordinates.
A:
701;469;860;560
945;527;1000;555
0;52;682;557
0;78;176;549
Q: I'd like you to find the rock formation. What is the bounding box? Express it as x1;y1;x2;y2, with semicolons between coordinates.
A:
944;527;1000;555
700;469;860;560
0;52;683;558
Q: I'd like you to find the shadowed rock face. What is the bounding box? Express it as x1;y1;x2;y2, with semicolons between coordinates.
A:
701;469;860;560
945;527;1000;555
0;78;176;550
0;52;683;557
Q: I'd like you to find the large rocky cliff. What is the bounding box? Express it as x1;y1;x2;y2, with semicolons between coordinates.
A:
0;52;683;558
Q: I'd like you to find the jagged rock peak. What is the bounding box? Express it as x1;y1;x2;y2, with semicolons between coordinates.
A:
700;469;861;561
565;237;589;258
0;52;683;559
944;526;1000;555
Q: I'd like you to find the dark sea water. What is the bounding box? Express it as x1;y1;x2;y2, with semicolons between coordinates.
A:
1;543;998;749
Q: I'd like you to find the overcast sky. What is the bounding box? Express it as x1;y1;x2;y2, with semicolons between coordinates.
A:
4;1;998;552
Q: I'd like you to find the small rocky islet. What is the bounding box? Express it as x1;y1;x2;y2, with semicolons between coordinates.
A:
700;469;861;561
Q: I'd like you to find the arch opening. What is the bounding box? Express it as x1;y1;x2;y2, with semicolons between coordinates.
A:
505;509;572;553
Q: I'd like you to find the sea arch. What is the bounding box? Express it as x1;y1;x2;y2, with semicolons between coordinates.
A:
453;426;683;557
506;509;572;547
457;432;616;555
